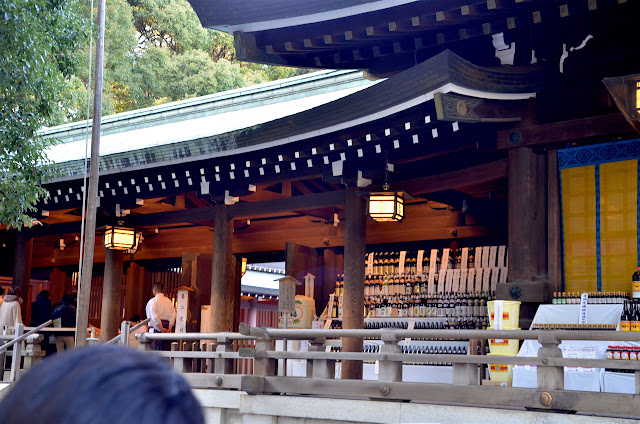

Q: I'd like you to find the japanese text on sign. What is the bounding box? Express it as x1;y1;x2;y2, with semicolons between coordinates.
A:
279;280;297;313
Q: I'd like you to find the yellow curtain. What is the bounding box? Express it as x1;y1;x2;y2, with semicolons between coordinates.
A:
599;160;637;292
561;165;597;292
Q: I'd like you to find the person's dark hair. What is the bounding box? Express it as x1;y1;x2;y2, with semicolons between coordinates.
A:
0;345;204;424
153;282;165;292
36;290;50;300
0;286;4;296
7;288;18;296
130;314;141;322
61;294;74;305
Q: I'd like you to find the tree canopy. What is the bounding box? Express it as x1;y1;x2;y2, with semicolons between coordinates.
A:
50;0;308;123
0;0;87;229
0;0;308;228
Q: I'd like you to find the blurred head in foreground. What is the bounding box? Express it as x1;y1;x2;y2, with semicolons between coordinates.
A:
0;344;204;424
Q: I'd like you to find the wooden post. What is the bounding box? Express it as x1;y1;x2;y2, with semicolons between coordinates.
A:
75;0;106;347
342;188;366;380
507;147;548;283
537;333;563;390
12;231;33;320
100;249;124;342
124;262;146;320
210;204;235;333
547;150;563;300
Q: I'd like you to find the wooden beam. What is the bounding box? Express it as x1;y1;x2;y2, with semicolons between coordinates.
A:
397;160;507;196
497;113;634;149
434;93;527;123
228;190;346;219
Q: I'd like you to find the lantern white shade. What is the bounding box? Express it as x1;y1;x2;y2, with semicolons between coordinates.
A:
368;191;404;222
104;226;138;250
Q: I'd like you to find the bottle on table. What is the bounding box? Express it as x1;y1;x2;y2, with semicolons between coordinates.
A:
620;301;631;331
633;267;640;300
631;301;640;332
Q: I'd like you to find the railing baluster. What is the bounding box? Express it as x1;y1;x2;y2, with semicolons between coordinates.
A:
206;342;215;373
243;339;274;394
214;336;234;375
183;341;193;372
22;334;44;372
172;342;183;372
9;323;24;382
537;333;564;391
192;341;202;372
379;330;401;383
308;337;333;379
120;321;131;347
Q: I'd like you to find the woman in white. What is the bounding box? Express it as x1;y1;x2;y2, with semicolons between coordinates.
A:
0;288;23;334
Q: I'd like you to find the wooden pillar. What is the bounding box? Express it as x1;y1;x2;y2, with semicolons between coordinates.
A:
547;150;563;300
13;231;33;320
210;204;235;333
342;188;366;380
49;267;72;306
233;256;241;331
124;262;146;319
247;297;258;327
500;147;548;325
100;249;124;342
507;147;547;282
181;253;212;330
322;248;339;314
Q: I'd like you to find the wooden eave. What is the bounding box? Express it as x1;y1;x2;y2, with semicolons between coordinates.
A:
197;0;632;76
36;51;535;227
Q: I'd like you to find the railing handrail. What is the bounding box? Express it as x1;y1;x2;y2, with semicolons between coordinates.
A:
0;320;52;354
135;327;640;342
105;318;151;345
137;331;255;341
23;327;76;332
235;324;640;342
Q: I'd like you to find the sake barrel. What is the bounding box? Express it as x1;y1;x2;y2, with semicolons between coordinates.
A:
279;295;316;329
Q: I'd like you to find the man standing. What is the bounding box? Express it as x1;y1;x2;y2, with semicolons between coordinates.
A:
52;294;76;352
145;283;176;350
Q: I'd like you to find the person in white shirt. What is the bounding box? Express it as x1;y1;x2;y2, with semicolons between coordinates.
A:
0;288;22;335
145;283;176;350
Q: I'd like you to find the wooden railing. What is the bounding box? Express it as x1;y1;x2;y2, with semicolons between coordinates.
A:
136;325;640;417
0;323;49;382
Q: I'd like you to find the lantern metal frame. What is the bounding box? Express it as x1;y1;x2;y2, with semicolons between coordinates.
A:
369;186;405;222
368;155;405;222
124;231;143;256
104;225;138;251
